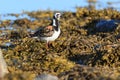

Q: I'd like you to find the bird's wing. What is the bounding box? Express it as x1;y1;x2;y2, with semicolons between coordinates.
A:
33;26;54;37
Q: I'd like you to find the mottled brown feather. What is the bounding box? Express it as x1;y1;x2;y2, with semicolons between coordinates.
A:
33;26;54;37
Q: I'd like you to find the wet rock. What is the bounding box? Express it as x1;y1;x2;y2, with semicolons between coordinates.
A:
95;20;118;32
34;74;58;80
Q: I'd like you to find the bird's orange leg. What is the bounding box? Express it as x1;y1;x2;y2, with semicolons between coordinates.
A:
46;42;49;49
46;41;52;49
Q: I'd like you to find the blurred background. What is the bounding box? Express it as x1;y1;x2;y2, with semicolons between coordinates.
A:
0;0;120;14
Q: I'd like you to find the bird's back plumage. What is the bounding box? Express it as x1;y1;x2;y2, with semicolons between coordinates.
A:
33;25;54;37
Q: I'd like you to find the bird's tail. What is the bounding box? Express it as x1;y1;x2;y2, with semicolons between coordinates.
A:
29;33;35;37
29;33;38;39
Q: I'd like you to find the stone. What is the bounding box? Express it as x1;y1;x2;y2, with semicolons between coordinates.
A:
34;74;58;80
0;49;9;78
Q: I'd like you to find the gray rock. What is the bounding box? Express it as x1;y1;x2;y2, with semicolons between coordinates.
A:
95;20;118;32
34;74;58;80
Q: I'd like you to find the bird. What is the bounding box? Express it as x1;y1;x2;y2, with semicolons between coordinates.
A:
31;13;61;48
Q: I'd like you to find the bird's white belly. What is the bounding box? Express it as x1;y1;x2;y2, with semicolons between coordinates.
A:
40;29;60;42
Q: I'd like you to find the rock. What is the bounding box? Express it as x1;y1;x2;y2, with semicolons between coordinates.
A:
34;74;58;80
0;49;9;78
95;20;118;32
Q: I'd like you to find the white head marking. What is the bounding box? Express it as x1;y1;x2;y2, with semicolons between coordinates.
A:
53;19;56;26
54;13;61;20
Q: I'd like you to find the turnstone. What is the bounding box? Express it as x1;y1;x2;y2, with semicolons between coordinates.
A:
32;13;61;48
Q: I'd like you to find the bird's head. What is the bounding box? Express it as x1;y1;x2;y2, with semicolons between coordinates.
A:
54;13;61;20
